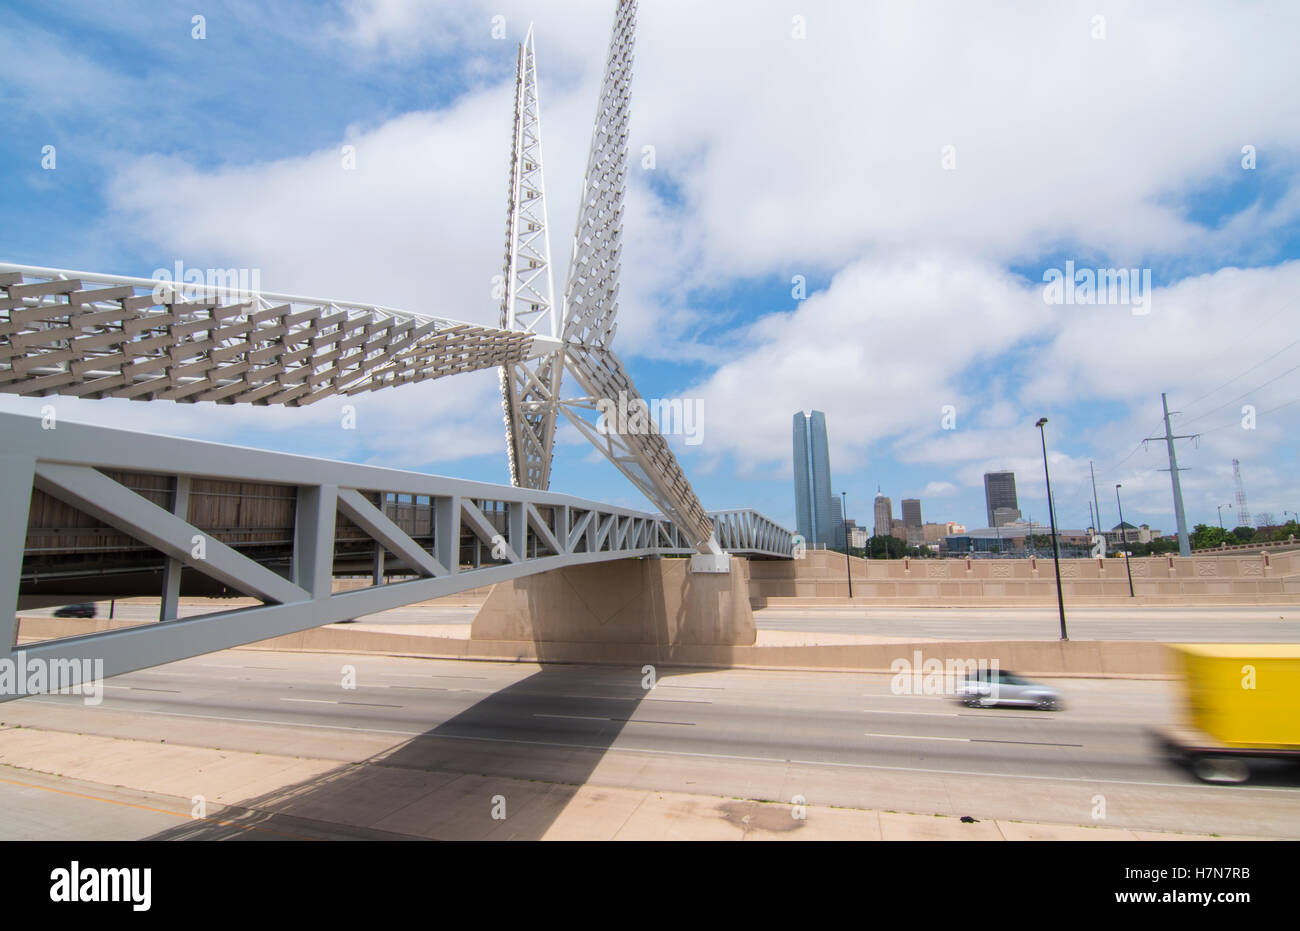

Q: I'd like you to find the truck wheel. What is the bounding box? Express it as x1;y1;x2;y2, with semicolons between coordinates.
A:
1191;757;1251;784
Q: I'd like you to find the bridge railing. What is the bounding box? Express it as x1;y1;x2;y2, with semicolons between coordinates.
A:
707;508;795;558
1;413;792;690
0;412;696;686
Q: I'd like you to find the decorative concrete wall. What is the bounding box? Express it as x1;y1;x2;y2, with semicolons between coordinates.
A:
748;550;1300;605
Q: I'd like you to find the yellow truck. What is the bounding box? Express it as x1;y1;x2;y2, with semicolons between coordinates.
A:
1154;643;1300;784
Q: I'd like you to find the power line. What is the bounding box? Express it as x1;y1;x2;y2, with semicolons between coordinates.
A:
1180;358;1300;428
1195;395;1300;436
1180;335;1300;413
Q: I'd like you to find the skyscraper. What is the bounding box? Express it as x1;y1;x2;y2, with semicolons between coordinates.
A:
793;411;834;546
984;471;1020;526
873;489;893;539
901;497;923;545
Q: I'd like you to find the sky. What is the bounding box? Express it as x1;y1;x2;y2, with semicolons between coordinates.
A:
4;0;1300;536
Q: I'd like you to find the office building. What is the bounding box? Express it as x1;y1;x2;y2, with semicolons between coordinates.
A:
793;411;834;546
873;489;893;539
984;471;1019;526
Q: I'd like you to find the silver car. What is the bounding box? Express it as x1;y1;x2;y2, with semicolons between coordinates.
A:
956;669;1064;711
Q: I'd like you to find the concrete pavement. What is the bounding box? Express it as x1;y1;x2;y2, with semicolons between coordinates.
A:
2;651;1296;839
0;731;1267;841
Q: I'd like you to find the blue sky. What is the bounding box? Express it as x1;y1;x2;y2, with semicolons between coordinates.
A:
5;0;1300;537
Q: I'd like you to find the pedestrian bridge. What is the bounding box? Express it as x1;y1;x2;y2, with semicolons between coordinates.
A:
1;412;790;684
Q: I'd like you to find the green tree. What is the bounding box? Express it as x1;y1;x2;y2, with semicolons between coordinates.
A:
1190;523;1229;549
1229;525;1256;544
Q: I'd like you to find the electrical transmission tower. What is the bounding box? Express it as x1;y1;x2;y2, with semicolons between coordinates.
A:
1232;459;1252;528
1145;392;1199;557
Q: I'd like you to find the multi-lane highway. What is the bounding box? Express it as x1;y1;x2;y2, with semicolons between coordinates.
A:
23;601;1300;642
2;650;1296;839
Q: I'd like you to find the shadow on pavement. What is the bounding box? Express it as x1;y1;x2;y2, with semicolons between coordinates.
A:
142;662;666;840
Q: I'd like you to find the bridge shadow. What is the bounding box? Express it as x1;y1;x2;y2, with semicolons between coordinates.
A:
141;664;674;840
143;560;705;841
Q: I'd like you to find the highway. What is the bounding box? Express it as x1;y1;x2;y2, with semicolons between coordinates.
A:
23;601;1300;641
2;650;1297;839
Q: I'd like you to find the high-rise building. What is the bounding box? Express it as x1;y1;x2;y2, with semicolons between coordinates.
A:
873;489;893;538
983;471;1019;527
901;498;923;545
793;411;834;546
830;495;844;548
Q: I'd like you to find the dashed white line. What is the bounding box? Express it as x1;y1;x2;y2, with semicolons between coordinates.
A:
863;732;968;742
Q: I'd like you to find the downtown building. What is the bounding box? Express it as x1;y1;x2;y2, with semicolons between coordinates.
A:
873;490;893;539
793;411;835;547
983;471;1021;527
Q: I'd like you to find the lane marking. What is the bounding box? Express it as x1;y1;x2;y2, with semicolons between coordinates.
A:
535;713;608;722
281;698;337;704
972;738;1083;748
21;699;1297;794
619;719;694;727
863;732;968;742
862;710;957;717
339;701;402;708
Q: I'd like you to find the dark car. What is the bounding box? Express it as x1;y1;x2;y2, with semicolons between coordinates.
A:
52;603;96;618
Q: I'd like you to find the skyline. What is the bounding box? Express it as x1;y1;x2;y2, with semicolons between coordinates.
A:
3;1;1299;540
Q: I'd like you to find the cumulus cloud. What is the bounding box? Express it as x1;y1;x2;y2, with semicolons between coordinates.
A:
11;0;1300;526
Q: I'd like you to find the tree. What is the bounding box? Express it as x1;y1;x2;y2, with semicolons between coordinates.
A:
867;534;907;559
1230;525;1256;544
1190;523;1229;549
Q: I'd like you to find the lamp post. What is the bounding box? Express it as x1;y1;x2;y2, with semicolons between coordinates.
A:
841;491;852;600
1115;483;1135;598
1036;418;1068;640
1217;503;1232;531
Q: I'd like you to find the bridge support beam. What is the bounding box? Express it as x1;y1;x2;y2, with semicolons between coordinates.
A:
470;556;754;648
0;454;35;652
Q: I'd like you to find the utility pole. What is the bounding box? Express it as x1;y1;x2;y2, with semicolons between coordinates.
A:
1116;483;1135;597
1036;418;1068;641
1090;460;1103;536
1146;393;1197;557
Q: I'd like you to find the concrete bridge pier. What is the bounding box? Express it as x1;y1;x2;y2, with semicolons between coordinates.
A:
470;556;755;649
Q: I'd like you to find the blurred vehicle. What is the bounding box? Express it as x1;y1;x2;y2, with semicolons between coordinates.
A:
52;603;95;618
955;668;1064;711
1154;643;1300;785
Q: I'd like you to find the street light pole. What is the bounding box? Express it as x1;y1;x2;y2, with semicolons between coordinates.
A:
1217;503;1232;531
1116;483;1135;598
1036;418;1068;641
841;491;852;600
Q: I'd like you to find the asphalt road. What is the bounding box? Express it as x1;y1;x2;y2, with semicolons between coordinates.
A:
25;601;1300;642
3;651;1296;839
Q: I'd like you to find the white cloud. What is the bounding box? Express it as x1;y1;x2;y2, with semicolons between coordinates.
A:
27;0;1299;524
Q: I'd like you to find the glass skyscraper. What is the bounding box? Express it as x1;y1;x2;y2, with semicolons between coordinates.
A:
793;410;834;546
